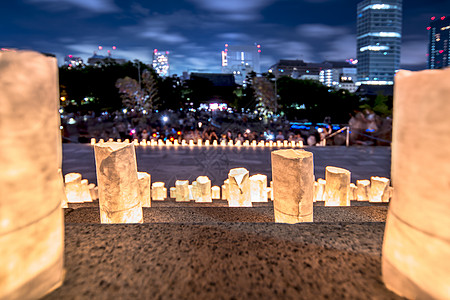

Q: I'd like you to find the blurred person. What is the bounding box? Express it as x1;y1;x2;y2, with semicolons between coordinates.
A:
275;130;285;141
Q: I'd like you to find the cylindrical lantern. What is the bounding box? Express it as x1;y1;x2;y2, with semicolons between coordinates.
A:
271;149;314;223
314;178;326;202
196;176;212;203
211;186;220;199
94;142;143;223
356;179;370;201
324;166;351;207
369;176;390;203
137;172;151;207
81;179;93;202
382;69;450;299
175;180;190;202
65;172;83;203
250;174;268;202
88;183;98;201
169;187;176;199
228;168;251;207
0;51;64;299
152;182;166;200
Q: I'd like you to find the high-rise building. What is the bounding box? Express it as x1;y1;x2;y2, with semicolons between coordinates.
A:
356;0;402;85
221;44;261;85
153;49;170;77
428;16;450;69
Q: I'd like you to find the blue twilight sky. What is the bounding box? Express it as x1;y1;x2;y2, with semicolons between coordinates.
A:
1;0;449;75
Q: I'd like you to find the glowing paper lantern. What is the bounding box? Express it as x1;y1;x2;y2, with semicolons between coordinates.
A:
272;149;314;223
251;140;257;146
134;139;139;146
220;140;226;146
137;172;151;207
91;138;96;145
166;140;171;146
356;180;370;201
81;179;93;202
382;69;450;299
221;179;229;200
94;142;143;223
99;139;105;144
205;140;210;146
211;186;220;199
188;185;195;200
235;140;242;146
283;140;288;147
243;140;250;146
212;140;218;146
88;183;98;201
228;168;251;207
117;139;122;143
189;140;194;146
174;140;179;146
169;187;176;198
228;140;234;146
175;180;190;202
124;139;130;143
349;183;357;201
250;174;268;202
65;173;83;203
108;138;114;143
324;166;350;207
196;176;212;202
158;139;164;146
182;139;187;146
151;182;166;200
369;176;390;203
197;139;202;146
0;51;64;299
315;179;326;202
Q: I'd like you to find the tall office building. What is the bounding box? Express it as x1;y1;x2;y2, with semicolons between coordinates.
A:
428;16;450;69
152;49;170;77
356;0;402;85
221;44;261;85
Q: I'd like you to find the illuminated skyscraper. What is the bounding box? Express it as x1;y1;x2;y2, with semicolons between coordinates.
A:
356;0;402;85
152;49;170;77
428;16;450;69
221;44;261;85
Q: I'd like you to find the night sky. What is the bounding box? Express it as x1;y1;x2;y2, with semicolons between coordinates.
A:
2;0;449;75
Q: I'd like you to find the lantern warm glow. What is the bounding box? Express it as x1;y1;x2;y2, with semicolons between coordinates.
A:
271;149;314;223
81;179;93;202
0;51;64;299
250;174;268;202
94;142;143;224
356;180;370;201
175;180;190;202
152;182;166;200
65;172;83;203
324;166;350;207
169;187;176;198
196;176;212;202
211;186;220;199
137;172;151;207
228;168;251;207
382;69;450;299
369;176;390;203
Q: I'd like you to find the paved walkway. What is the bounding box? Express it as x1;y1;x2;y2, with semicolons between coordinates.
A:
62;144;391;187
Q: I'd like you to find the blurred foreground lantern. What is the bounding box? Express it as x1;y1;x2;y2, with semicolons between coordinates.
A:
228;168;251;207
94;142;143;223
58;169;68;208
137;172;151;207
272;149;314;223
314;178;326;202
0;51;64;299
382;69;450;299
324;166;350;206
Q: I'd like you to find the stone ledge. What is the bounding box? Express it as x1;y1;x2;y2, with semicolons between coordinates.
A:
43;223;401;299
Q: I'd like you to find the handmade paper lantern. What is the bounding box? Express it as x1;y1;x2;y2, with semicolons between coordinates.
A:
228;168;251;207
108;138;114;143
220;140;226;146
314;179;326;202
137;172;151;207
151;182;166;200
0;51;64;299
349;183;357;201
197;139;202;146
166;140;171;146
196;176;212;202
81;179;93;202
235;140;242;146
158;139;164;146
169;187;176;198
251;140;257;146
205;140;210;146
228;140;234;146
174;140;179;146
369;176;390;203
88;183;98;201
221;179;229;200
117;139;122;143
324;166;351;206
175;180;190;202
212;140;218;146
189;140;194;146
243;140;250;146
99;139;105;144
272;149;314;223
188;185;195;200
65;173;83;203
94;142;143;223
382;69;450;299
124;139;130;143
91;138;96;145
283;140;288;147
182;139;187;146
250;174;268;202
211;186;221;199
356;180;370;201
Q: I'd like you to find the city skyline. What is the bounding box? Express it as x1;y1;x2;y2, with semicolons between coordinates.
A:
1;0;448;75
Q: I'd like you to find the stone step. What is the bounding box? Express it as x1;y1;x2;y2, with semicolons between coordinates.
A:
43;222;401;299
65;206;388;224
